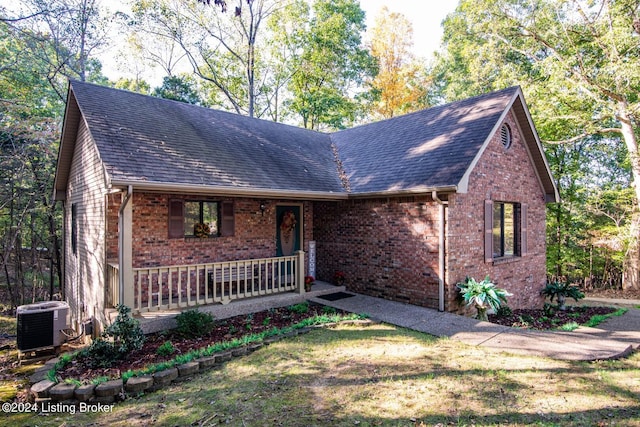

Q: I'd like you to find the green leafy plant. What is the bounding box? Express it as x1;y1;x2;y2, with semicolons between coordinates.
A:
457;276;511;321
175;309;215;338
495;305;512;318
322;305;337;315
541;281;584;310
245;314;254;330
81;304;145;368
288;302;309;314
157;340;176;357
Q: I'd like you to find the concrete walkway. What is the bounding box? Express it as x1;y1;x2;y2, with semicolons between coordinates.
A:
309;292;640;361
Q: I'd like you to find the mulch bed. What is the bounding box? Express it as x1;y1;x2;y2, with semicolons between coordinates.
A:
488;305;619;330
57;303;343;383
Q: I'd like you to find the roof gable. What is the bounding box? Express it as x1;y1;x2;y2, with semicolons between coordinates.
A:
330;87;520;196
54;81;558;203
56;80;345;199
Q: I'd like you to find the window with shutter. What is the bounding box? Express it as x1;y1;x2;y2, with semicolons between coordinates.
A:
486;200;524;261
168;199;233;238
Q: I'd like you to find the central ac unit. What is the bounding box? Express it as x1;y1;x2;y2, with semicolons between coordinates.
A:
16;301;70;351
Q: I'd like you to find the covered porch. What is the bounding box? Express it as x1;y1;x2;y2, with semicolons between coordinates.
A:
107;251;307;316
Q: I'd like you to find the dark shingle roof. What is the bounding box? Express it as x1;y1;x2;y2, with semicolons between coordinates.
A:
68;80;344;194
331;87;518;194
55;81;556;201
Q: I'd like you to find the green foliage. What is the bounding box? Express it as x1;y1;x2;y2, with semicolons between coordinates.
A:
432;0;639;288
277;0;377;129
152;75;203;105
175;309;215;338
495;305;512;318
157;341;176;357
558;322;579;332
322;305;337;315
457;276;511;321
81;304;145;368
541;282;585;310
585;308;627;328
287;302;310;314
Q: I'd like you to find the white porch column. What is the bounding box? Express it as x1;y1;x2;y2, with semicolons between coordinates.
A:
118;187;134;308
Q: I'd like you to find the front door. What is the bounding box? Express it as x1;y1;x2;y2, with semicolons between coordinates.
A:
276;205;301;256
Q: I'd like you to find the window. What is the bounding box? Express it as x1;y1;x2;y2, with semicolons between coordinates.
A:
184;201;219;237
493;202;516;257
169;200;234;238
484;201;527;262
71;203;78;254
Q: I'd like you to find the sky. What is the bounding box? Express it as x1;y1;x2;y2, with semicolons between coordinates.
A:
100;0;460;84
361;0;459;60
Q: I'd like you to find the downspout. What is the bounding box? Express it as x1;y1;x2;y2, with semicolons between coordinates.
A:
432;191;448;312
118;185;133;305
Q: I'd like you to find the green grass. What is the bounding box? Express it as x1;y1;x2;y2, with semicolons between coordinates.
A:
558;321;579;331
585;307;628;327
5;323;640;427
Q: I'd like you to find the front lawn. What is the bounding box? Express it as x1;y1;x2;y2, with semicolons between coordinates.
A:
7;322;640;427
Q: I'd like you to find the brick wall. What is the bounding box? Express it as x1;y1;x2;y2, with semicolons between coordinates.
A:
106;194;313;270
314;196;442;308
315;111;548;312
446;111;547;311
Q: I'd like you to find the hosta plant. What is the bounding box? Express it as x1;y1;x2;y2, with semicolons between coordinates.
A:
541;281;584;311
457;276;512;321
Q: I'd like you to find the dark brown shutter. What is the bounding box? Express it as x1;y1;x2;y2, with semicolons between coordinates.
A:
220;201;235;236
484;200;493;263
168;199;184;239
520;203;528;256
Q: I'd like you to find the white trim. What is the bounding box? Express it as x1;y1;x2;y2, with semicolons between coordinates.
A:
110;180;348;201
457;93;516;193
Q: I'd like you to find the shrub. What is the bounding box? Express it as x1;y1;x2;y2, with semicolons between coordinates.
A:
495;305;512;318
288;302;309;314
541;281;584;310
457;276;511;321
322;305;337;315
175;309;215;338
105;304;146;355
81;304;145;368
157;341;176;357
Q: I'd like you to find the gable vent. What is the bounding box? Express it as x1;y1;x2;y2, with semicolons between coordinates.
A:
500;124;512;149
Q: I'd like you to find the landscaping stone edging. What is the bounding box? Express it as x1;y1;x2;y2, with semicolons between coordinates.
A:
28;322;371;406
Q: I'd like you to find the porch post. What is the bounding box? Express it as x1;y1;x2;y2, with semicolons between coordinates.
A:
118;187;134;309
296;250;305;294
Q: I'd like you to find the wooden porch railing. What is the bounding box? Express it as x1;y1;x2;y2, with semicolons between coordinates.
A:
107;262;120;309
107;253;304;314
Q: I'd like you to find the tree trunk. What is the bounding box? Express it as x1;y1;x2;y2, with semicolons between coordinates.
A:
619;102;640;290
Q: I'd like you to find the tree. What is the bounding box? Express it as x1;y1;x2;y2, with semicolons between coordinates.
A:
368;6;429;119
152;74;203;105
0;19;66;306
1;0;112;100
284;0;377;129
130;0;285;117
433;0;640;289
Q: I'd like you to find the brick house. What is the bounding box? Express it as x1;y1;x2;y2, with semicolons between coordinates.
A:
54;81;558;331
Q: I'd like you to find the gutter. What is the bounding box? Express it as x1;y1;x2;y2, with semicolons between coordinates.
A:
110;180;348;201
118;185;133;305
432;191;449;312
